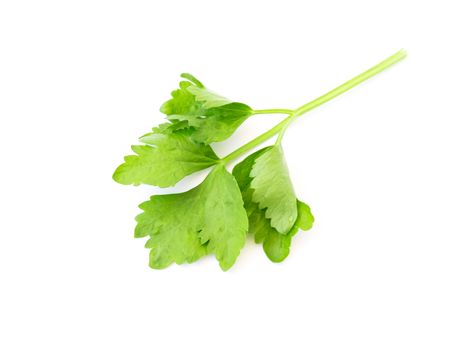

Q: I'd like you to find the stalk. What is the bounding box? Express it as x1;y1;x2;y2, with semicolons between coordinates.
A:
222;49;406;164
252;109;294;115
292;49;407;116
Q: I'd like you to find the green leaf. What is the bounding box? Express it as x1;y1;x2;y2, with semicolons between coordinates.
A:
257;201;314;263
249;145;298;233
160;81;205;117
197;166;249;271
232;147;271;216
113;128;219;187
189;103;254;144
135;165;248;271
294;200;314;231
149;121;193;135
233;149;314;263
180;73;204;88
186;85;232;108
160;74;253;143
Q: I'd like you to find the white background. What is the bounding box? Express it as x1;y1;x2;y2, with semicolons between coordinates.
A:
1;1;471;349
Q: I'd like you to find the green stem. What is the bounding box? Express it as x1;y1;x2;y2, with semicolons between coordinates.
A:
222;119;291;163
252;109;293;115
222;49;406;164
292;49;407;116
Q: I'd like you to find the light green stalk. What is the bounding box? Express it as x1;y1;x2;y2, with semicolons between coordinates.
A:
222;49;406;163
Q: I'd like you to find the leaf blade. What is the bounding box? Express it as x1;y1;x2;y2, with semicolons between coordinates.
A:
233;149;314;263
160;74;253;143
113;129;219;187
135;165;248;270
250;145;298;233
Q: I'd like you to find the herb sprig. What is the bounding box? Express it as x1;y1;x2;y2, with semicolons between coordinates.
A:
114;50;406;270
